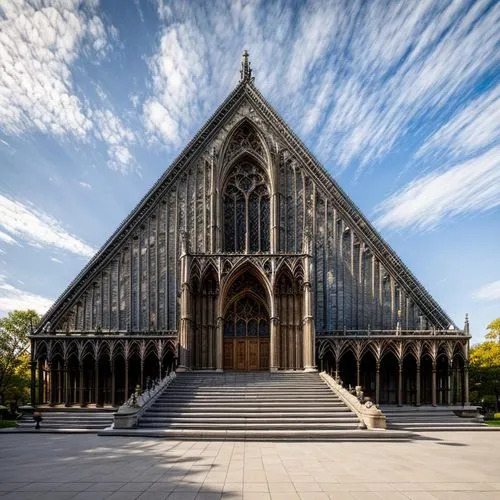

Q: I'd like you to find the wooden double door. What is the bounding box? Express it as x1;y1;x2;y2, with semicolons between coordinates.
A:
224;338;270;371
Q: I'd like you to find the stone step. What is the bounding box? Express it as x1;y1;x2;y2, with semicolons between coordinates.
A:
100;428;411;441
146;410;352;417
137;372;362;438
139;421;359;430
158;394;341;403
17;410;114;432
140;416;358;425
17;422;109;429
381;405;487;432
165;387;333;391
150;403;346;410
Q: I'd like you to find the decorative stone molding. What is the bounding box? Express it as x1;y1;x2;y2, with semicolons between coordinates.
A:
320;371;387;430
113;372;176;429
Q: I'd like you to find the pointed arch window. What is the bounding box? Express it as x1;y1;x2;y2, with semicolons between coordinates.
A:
223;161;270;253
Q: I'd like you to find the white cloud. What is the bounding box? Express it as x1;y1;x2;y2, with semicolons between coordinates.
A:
0;230;18;245
374;147;500;231
0;1;136;174
142;0;499;177
416;83;500;160
0;0;103;137
0;194;96;258
94;109;136;173
0;275;53;316
472;280;500;301
50;257;63;263
79;181;92;189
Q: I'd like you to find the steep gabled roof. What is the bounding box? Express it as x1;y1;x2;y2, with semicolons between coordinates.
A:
35;53;456;333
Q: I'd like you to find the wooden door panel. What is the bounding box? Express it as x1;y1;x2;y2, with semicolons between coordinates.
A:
223;340;233;370
259;340;269;370
235;340;246;370
248;340;259;371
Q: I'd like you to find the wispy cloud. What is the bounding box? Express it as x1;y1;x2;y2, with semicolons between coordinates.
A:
0;0;136;173
50;257;63;264
79;181;92;189
94;110;136;173
473;280;500;301
0;194;96;258
142;0;499;177
374;147;500;231
0;230;18;245
0;274;53;316
417;83;500;161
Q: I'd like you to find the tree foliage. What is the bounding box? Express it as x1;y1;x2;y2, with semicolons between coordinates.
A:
469;317;500;412
486;318;500;341
0;310;40;405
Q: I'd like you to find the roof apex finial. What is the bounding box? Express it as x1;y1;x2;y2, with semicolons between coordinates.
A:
240;49;253;83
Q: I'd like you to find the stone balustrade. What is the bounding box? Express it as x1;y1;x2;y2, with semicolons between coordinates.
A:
320;371;386;430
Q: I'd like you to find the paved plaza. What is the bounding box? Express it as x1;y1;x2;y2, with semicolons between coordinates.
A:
0;432;499;500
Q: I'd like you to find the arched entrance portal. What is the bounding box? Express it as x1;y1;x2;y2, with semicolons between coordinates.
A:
222;270;270;371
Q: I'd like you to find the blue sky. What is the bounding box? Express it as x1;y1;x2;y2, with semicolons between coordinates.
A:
0;0;499;344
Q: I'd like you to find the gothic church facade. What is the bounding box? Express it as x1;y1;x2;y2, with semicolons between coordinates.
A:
30;53;470;408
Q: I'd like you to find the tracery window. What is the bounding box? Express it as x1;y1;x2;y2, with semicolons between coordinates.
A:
223;161;270;252
223;295;269;338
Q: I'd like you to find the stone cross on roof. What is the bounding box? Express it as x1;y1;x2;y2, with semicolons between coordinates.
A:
240;49;253;83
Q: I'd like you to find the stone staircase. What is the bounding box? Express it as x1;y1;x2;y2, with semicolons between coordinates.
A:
17;407;115;432
132;372;388;440
381;406;487;432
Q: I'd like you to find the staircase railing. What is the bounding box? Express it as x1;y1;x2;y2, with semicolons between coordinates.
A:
113;372;176;429
320;371;387;430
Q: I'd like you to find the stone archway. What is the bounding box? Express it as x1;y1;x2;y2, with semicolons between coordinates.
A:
222;268;270;371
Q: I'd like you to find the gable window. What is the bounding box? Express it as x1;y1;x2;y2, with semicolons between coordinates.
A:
223;161;270;253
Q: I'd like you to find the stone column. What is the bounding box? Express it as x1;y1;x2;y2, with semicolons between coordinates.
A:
356;359;360;387
270;317;279;372
37;361;43;405
464;362;470;406
94;360;100;407
63;361;70;407
416;362;421;406
432;360;437;407
30;360;37;406
375;361;380;405
111;360;116;407
270;146;279;254
448;360;453;406
215;316;223;371
210;148;218;253
140;359;144;390
124;359;129;401
58;361;62;404
398;361;403;407
79;362;84;406
48;362;55;406
178;233;192;371
302;242;316;372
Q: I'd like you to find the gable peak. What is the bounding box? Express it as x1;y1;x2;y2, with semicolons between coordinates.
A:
240;49;254;84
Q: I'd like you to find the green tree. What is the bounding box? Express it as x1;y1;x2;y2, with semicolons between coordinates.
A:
0;310;40;405
486;318;500;341
469;318;500;412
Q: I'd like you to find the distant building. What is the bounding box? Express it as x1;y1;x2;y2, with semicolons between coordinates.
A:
30;52;470;408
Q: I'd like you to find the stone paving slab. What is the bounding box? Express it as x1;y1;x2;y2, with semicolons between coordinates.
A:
0;432;499;499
